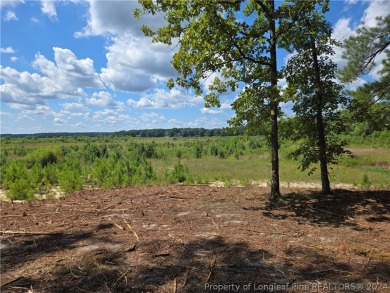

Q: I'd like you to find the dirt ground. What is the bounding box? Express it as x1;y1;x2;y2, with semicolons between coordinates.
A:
1;185;389;293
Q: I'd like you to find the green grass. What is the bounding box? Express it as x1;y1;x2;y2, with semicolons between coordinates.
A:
1;135;389;199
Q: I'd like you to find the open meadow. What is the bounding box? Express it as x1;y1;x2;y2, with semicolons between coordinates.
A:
0;133;389;201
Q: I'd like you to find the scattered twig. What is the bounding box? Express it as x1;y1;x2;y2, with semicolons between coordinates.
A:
154;252;170;257
124;244;137;252
307;206;342;218
206;255;217;283
113;267;132;287
181;271;189;290
104;282;112;293
173;278;177;293
113;222;125;230
0;230;63;235
99;204;117;212
211;218;220;232
123;219;139;241
168;233;184;244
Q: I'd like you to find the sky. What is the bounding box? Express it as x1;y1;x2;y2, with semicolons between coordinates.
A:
0;0;389;134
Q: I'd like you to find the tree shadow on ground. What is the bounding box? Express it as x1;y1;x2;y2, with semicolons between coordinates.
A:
42;236;283;293
1;223;115;272
263;189;390;228
4;234;388;292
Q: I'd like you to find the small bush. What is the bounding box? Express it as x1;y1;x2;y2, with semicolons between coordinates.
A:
361;174;371;188
7;178;35;201
58;166;83;193
167;161;191;183
40;151;58;168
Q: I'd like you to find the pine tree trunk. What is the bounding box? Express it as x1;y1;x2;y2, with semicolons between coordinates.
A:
269;1;281;198
308;27;332;195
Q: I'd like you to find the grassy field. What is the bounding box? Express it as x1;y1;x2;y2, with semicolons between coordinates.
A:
0;134;389;200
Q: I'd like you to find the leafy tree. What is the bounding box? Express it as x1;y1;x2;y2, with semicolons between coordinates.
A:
136;0;320;197
339;14;390;132
283;2;348;194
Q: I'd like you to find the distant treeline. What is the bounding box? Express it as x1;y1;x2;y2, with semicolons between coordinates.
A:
0;126;260;139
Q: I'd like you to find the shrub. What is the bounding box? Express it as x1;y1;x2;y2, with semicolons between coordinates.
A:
7;177;35;201
167;161;191;183
40;151;58;168
361;174;371;188
58;163;83;193
2;162;34;200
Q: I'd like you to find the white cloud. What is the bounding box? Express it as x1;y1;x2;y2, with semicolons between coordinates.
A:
33;47;104;89
187;117;226;128
360;0;390;27
75;1;175;93
201;108;225;115
344;0;359;5
31;16;39;23
10;56;18;62
220;102;232;110
86;91;125;109
0;47;15;53
140;112;165;122
10;104;74;127
92;109;138;126
333;17;354;42
1;48;104;107
0;111;15;118
75;0;166;38
100;34;176;92
61;102;84;110
0;67;59;105
40;0;57;20
4;10;18;21
127;88;202;109
0;0;24;8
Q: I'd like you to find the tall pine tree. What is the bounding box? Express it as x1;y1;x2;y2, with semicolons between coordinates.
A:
339;14;390;133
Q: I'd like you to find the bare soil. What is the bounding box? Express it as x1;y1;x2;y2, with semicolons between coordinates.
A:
1;185;389;292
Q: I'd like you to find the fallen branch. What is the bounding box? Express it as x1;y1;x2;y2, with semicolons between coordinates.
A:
0;276;23;288
0;230;63;235
123;219;139;241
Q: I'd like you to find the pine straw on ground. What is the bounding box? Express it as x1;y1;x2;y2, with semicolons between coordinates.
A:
1;185;389;292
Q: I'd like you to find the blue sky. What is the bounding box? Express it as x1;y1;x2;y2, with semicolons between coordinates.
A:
0;0;388;134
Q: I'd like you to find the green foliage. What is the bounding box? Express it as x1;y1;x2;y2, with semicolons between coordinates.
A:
43;163;58;186
58;166;83;193
39;151;58;168
0;134;389;197
339;14;390;132
283;8;349;193
57;155;83;192
8;178;34;201
361;174;372;188
135;0;326;197
2;162;34;200
167;161;191;183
